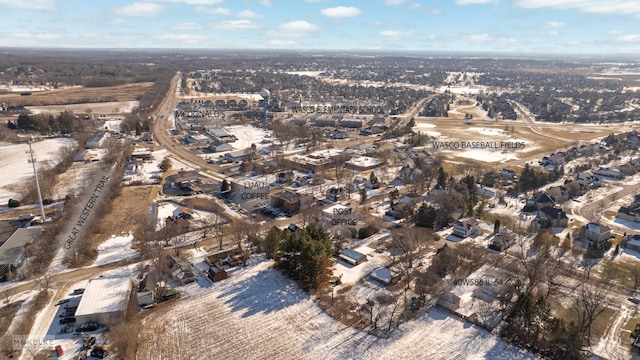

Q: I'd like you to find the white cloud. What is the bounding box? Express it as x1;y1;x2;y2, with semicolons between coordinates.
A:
320;6;362;18
455;0;496;4
544;21;565;27
608;29;623;35
268;20;318;37
114;2;165;17
0;0;54;10
211;20;261;30
515;0;640;16
159;0;223;4
384;0;406;5
468;33;492;42
618;34;640;42
196;6;231;15
379;30;416;41
237;10;262;18
409;3;423;9
156;33;206;43
169;22;203;30
270;39;297;46
259;0;272;6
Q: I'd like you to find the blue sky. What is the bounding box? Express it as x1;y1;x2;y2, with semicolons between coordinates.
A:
1;0;640;54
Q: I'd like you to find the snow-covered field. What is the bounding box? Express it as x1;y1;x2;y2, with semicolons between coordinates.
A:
0;138;75;204
455;149;521;163
138;256;537;360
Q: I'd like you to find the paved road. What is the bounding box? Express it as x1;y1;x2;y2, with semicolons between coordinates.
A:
151;73;224;181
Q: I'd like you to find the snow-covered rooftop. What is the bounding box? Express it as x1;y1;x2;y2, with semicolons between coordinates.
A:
75;276;131;317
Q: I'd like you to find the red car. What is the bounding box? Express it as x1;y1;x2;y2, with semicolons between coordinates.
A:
55;345;64;357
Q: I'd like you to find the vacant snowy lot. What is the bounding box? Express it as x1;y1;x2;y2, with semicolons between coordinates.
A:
138;256;536;360
0;138;75;204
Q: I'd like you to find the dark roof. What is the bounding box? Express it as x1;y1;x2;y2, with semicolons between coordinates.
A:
539;206;567;220
534;192;555;204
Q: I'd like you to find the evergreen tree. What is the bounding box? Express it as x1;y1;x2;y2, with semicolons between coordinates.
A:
437;166;447;188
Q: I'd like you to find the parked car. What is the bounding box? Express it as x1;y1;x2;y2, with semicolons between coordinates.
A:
76;322;100;332
72;288;85;294
55;345;64;357
91;345;108;359
83;336;96;349
54;299;70;306
59;317;75;324
629;297;640;305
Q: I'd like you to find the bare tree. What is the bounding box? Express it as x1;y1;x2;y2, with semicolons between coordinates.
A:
34;273;52;293
572;282;609;344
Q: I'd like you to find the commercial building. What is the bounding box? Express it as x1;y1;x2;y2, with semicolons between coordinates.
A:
75;276;133;325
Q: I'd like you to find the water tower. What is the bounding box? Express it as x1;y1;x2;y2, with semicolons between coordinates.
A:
259;89;270;122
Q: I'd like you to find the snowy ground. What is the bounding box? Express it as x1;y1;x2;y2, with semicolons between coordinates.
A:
225;125;271;151
92;233;136;267
123;149;166;185
155;200;219;230
0;138;76;204
138;256;536;360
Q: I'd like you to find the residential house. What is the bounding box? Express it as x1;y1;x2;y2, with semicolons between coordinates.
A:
452;218;481;238
578;222;611;248
0;227;43;281
594;167;624;180
524;192;556;211
537;206;568;228
166;255;196;285
207;265;228;282
618;198;640;223
623;234;640;252
546;185;570;203
488;228;516;252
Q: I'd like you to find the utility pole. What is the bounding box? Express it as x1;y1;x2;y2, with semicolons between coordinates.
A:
26;136;47;222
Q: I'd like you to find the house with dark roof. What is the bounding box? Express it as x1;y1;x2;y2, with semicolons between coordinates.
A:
524;192;556;211
537;206;568;228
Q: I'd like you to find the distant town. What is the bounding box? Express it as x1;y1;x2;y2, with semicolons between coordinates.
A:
2;50;640;360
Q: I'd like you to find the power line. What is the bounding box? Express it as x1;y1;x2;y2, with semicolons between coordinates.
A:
26;136;47;222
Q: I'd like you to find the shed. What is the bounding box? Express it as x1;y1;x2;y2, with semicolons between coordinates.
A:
339;248;367;266
370;267;392;285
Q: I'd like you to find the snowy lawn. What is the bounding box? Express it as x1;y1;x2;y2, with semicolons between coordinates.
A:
137;256;537;360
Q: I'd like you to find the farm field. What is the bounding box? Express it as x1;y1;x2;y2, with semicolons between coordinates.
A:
0;82;152;106
26;100;139;115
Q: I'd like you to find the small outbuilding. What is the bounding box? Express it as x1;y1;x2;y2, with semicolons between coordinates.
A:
339;248;367;266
